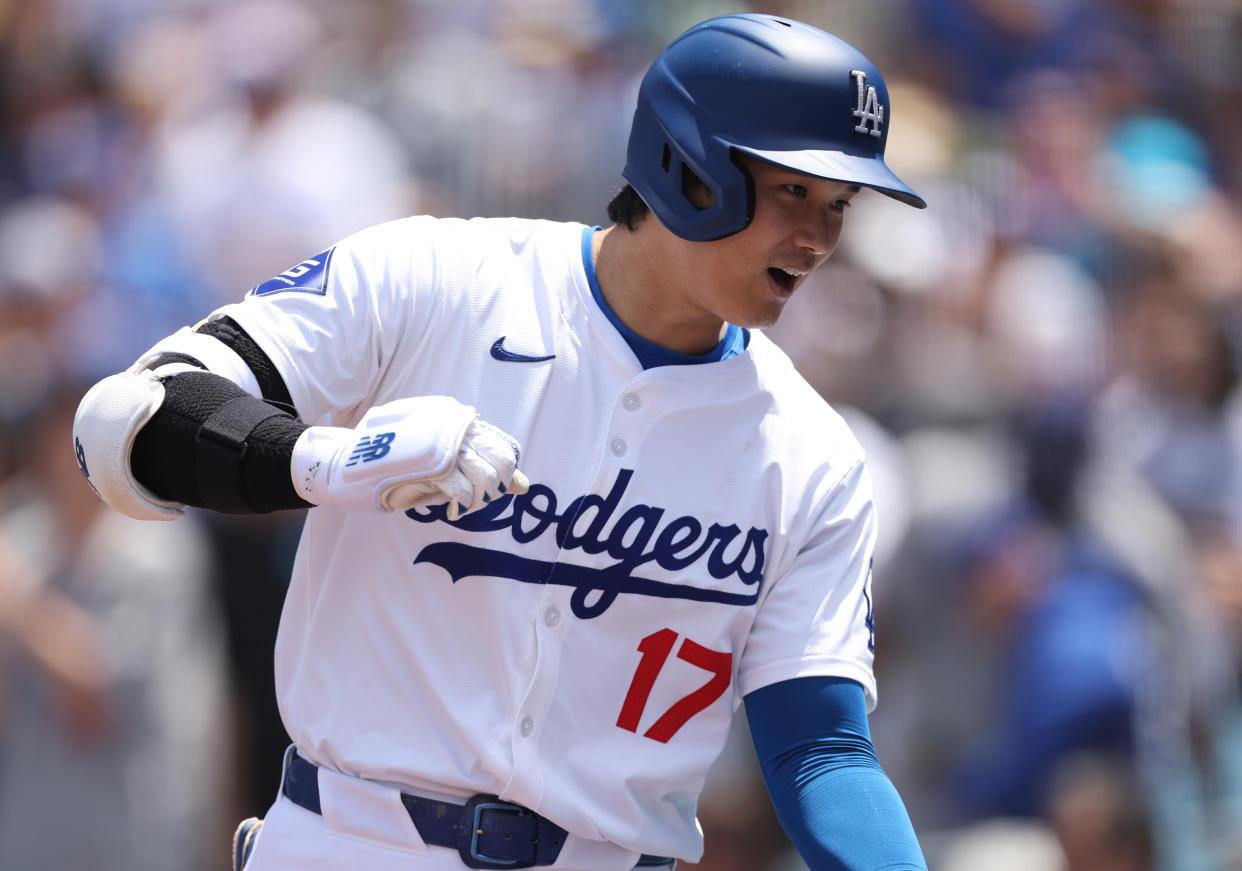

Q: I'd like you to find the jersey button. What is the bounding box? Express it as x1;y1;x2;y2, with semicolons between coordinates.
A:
611;438;627;457
622;393;641;411
520;717;534;737
544;607;561;627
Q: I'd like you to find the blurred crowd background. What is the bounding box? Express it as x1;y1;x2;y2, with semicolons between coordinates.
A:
1;0;1240;869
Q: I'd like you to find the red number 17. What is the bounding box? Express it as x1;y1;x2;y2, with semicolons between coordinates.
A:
616;628;733;743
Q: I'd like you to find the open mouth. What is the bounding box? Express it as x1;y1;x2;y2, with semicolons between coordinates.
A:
767;266;803;291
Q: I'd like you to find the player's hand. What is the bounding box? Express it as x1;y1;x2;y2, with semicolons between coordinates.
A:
383;417;531;519
291;396;529;518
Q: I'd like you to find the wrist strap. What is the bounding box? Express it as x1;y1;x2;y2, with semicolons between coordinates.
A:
195;395;295;513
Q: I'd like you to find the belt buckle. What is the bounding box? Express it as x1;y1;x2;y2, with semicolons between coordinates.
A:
460;795;535;870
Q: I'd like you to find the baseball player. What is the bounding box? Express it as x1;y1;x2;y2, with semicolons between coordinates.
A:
73;14;928;871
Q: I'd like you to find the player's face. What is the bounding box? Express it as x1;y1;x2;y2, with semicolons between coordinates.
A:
672;157;859;331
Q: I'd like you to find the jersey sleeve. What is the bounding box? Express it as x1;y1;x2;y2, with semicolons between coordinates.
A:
738;455;879;710
210;216;441;426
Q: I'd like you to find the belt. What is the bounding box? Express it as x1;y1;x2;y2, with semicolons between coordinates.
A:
282;752;673;870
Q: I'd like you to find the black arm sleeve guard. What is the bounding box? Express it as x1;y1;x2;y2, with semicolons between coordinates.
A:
131;371;312;514
194;315;296;407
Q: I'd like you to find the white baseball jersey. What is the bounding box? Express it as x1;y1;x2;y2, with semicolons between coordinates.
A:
209;215;878;863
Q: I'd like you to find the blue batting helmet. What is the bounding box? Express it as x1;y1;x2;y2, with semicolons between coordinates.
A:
622;14;926;242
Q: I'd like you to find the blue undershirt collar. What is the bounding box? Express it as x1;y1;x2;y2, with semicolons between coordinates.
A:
580;226;748;370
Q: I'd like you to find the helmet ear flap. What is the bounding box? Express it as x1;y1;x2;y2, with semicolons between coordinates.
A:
624;107;755;242
679;159;713;210
671;146;757;240
728;149;757;235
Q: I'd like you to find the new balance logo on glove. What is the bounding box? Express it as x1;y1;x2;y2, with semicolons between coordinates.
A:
346;432;396;466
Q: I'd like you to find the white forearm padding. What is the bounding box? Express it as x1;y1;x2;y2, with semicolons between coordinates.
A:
72;368;186;521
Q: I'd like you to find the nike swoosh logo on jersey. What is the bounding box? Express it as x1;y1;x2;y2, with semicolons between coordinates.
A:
491;337;555;363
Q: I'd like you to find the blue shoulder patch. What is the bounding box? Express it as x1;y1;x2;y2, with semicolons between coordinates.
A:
249;248;335;297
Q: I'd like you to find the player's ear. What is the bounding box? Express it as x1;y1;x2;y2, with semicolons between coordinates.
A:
681;165;715;211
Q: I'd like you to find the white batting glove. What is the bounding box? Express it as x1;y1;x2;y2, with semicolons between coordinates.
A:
291;396;529;518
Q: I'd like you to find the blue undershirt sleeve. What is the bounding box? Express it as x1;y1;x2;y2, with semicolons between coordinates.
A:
744;676;927;871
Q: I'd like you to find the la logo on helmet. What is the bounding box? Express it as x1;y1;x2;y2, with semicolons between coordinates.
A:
850;70;885;137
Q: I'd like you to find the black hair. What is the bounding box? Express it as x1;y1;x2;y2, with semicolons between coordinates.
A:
606;163;717;232
606;184;649;230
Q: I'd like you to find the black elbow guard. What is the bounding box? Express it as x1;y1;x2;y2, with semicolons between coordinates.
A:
131;371;311;514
